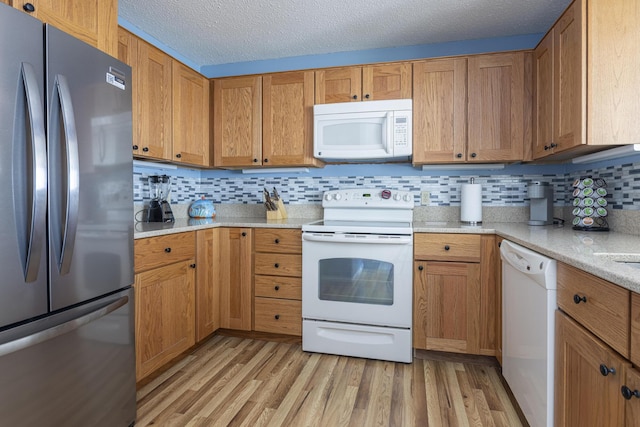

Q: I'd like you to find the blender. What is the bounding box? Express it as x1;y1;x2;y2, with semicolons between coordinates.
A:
145;175;174;223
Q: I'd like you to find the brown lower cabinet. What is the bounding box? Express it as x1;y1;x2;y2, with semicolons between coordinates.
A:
196;228;220;342
133;232;197;382
413;233;497;356
555;310;628;426
219;228;253;330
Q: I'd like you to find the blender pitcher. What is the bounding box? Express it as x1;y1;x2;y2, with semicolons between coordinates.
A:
146;175;174;223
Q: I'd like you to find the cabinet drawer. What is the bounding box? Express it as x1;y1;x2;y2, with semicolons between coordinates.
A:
254;228;302;253
255;275;301;300
254;253;302;277
414;233;481;262
134;232;196;273
254;298;301;336
558;263;630;358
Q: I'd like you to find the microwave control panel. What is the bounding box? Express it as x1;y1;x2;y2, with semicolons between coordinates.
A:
392;112;412;156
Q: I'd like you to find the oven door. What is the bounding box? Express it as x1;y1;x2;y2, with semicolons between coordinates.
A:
302;231;413;328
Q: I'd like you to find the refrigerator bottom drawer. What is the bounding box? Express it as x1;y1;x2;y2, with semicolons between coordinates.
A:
0;288;136;427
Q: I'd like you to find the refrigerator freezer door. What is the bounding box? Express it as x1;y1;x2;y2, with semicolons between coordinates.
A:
46;25;134;311
0;287;136;426
0;3;49;328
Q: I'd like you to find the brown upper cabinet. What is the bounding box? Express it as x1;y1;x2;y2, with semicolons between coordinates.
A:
315;63;412;103
118;28;210;167
8;0;117;56
212;71;322;168
413;51;530;164
533;0;640;160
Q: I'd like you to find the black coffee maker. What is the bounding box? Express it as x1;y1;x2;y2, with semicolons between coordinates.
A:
146;175;174;223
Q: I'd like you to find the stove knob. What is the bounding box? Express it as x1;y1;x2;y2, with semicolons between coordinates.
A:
324;193;333;201
403;194;412;202
334;193;342;201
381;189;391;199
393;193;401;201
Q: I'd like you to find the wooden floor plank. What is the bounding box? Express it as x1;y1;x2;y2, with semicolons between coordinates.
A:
135;335;526;427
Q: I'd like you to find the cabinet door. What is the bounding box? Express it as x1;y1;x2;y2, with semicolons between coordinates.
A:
212;76;262;167
135;40;173;160
468;52;526;162
172;61;210;166
13;0;117;56
134;260;196;381
412;58;467;164
624;368;640;426
362;62;412;100
219;228;252;330
533;30;555;159
116;28;141;156
315;67;362;103
263;71;320;166
413;261;480;353
553;0;584;152
478;235;498;357
196;229;220;342
555;310;627;427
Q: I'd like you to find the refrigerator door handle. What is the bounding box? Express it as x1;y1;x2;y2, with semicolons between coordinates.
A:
20;62;47;282
54;75;79;275
0;295;128;358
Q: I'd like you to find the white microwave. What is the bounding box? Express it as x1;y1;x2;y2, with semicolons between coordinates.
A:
313;99;412;161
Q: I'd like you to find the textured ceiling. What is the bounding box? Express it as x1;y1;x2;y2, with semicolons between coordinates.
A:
119;0;571;68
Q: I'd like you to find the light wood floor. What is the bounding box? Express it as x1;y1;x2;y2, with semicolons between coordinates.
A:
136;335;525;426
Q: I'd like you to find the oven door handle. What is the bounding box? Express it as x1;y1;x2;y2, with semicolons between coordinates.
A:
302;233;412;245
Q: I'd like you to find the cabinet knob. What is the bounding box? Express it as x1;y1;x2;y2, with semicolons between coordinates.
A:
544;145;550;151
274;285;280;291
470;152;477;158
550;143;558;148
132;145;139;150
600;364;616;377
176;153;182;159
364;94;370;99
253;158;258;163
241;232;246;237
274;263;279;268
498;241;502;247
142;147;149;152
456;153;463;158
352;95;358;100
274;239;280;244
418;265;424;271
264;158;269;163
164;247;171;253
573;294;587;304
621;386;640;400
23;3;35;12
274;314;280;320
190;263;196;268
444;245;450;251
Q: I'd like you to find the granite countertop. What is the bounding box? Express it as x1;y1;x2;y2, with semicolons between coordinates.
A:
135;218;640;293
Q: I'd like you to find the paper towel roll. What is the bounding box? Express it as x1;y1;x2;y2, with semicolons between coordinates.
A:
461;183;482;223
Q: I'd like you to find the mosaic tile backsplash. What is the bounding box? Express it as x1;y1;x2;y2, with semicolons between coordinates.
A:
133;161;640;210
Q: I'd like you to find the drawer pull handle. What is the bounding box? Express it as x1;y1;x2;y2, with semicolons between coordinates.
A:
274;286;280;291
274;263;279;268
444;245;450;251
573;294;587;304
600;364;616;377
190;263;196;269
418;265;424;271
622;386;640;400
275;239;280;244
164;247;171;253
274;314;280;320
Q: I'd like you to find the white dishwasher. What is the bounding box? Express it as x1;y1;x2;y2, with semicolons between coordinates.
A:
500;240;557;427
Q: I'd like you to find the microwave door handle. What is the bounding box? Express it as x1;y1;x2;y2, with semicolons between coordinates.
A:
385;112;393;155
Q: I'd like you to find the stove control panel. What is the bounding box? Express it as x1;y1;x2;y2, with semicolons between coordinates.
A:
322;189;414;209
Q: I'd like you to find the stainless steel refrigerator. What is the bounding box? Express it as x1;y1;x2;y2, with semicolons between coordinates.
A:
0;4;136;426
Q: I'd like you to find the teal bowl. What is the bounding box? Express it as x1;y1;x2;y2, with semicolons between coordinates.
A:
188;199;216;218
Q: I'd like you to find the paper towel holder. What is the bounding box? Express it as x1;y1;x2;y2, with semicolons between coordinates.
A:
460;177;483;225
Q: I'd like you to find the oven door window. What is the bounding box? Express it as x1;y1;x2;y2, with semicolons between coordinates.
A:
318;258;393;305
